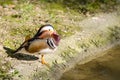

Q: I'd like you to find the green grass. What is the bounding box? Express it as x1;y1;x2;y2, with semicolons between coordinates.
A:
42;0;119;13
0;0;82;50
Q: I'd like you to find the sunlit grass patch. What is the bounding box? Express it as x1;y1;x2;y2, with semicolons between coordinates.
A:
0;57;19;80
10;26;37;36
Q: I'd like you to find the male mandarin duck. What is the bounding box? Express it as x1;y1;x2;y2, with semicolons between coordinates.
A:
14;24;60;65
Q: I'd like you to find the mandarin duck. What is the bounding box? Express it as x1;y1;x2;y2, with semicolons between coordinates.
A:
14;24;60;65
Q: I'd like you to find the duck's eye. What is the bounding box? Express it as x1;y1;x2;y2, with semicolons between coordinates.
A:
49;29;51;31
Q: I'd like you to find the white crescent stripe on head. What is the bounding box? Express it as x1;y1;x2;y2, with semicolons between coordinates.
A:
40;26;54;32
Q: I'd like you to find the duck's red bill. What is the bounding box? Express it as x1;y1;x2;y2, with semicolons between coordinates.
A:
52;32;60;45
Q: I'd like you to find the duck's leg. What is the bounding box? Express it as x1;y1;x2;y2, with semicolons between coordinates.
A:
41;55;50;67
41;54;47;64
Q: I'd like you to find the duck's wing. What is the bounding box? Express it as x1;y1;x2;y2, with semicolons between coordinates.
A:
26;39;48;53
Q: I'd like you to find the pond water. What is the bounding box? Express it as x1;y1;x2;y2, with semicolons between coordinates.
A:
60;45;120;80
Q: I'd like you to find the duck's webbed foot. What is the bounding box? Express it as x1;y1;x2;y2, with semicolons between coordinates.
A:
41;54;50;67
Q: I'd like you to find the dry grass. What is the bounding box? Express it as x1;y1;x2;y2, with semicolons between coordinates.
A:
0;0;83;50
0;1;120;80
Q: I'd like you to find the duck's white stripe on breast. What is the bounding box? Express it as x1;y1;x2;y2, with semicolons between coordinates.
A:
48;39;55;49
47;39;57;49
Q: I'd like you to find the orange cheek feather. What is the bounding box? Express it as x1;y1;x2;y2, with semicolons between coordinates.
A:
39;31;51;39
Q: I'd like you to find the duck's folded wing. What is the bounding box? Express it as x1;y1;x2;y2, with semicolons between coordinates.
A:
26;39;48;53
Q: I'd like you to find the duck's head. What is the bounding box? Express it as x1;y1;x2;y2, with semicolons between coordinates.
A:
34;24;60;45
